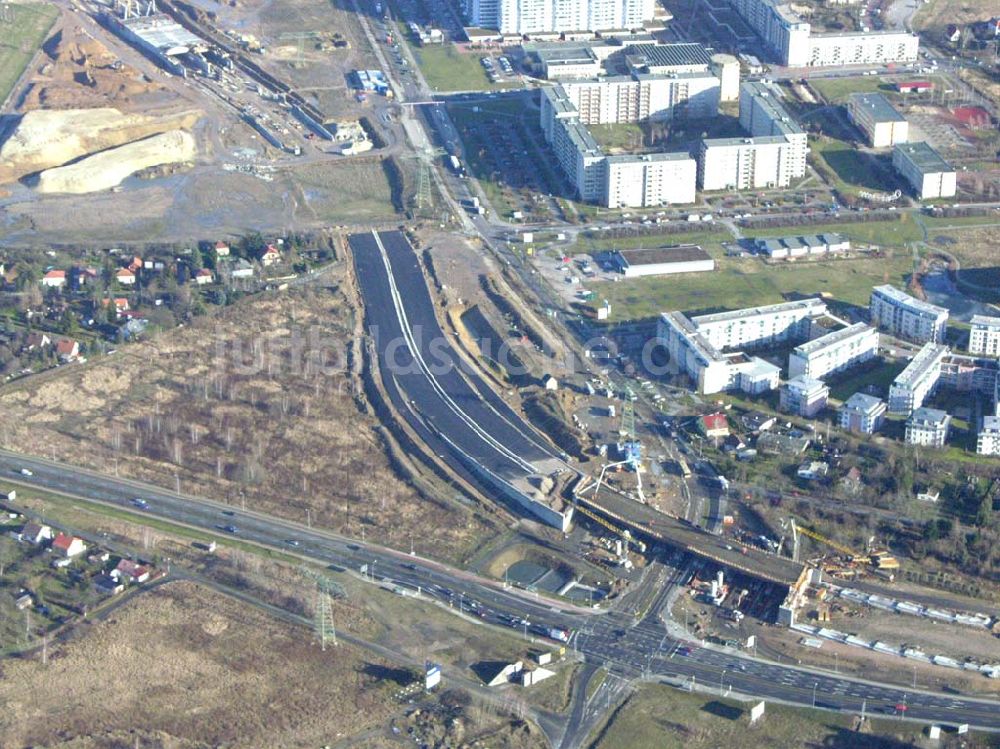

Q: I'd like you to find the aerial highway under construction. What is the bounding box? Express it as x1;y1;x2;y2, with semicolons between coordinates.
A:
350;229;804;587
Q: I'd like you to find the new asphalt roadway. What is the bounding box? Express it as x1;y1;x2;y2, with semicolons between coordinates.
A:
3;450;1000;733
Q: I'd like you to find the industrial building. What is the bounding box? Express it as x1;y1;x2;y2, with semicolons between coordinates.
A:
847;93;909;148
887;342;949;415
754;233;850;258
787;323;879;380
463;0;655;35
969;315;1000;357
105;12;206;76
780;375;830;417
905;407;951;447
840;392;886;434
892;142;957;200
869;285;948;344
728;0;918;67
611;245;715;277
691;298;826;352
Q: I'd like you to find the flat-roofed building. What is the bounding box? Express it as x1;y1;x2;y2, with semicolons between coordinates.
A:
892;142;956;199
711;53;741;101
657;311;732;394
905;407;951;447
939;353;999;395
732;356;781;394
869;284;948;343
691;298;826;351
780;374;830;417
788;323;879;380
969;315;1000;357
612;245;714;277
467;0;656;35
847;93;908;147
755;233;850;258
977;415;1000;456
560;71;721;124
840;392;886;434
887;342;948;414
698;135;805;190
623;43;714;74
536;45;602;79
605;152;697;207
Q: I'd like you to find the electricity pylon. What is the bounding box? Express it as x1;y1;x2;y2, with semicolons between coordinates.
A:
300;567;345;651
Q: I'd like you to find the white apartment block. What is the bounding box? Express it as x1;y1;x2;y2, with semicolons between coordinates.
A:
472;0;655;34
969;315;1000;357
728;0;918;67
691;298;826;351
560;72;721;124
977;415;1000;456
892;142;957;200
869;285;948;344
905;407;951;447
847;93;908;148
787;323;879;380
698;136;804;190
887;342;948;415
780;375;830;417
605;153;697;207
540;85;697;207
840;392;886;434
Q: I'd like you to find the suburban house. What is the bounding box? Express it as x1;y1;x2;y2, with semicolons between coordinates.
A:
15;592;33;610
231;258;254;279
24;333;52;351
214;241;231;257
41;270;66;288
19;522;52;545
101;297;131;318
52;533;87;558
699;412;730;439
194;268;214;285
56;339;80;362
93;574;125;595
126;256;143;273
112;558;151;584
76;267;100;287
115;268;136;286
261;244;282;267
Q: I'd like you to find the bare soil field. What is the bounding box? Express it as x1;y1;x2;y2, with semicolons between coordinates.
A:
0;273;498;563
915;0;1000;32
0;581;402;748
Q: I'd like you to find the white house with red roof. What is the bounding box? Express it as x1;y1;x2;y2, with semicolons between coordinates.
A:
194;268;214;285
112;558;151;584
214;241;231;257
41;270;66;288
699;412;730;439
56;339;80;362
115;268;136;285
261;244;281;267
52;533;87;558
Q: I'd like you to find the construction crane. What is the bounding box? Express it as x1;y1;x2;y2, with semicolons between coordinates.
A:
791;520;899;572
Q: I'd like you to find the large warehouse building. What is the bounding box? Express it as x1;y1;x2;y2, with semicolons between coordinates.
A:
612;245;715;277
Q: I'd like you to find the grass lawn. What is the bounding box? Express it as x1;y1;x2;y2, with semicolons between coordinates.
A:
812;137;899;194
742;214;925;247
574;228;731;255
588;123;647;151
589;252;913;321
809;76;891;103
293;161;398;222
0;1;58;105
588;683;954;749
415;45;516;92
827;358;907;401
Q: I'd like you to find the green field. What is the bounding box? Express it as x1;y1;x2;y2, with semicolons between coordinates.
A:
742;214;925;247
589;251;914;320
574;228;731;255
588;682;977;749
812;137;899;194
414;45;516;92
0;2;58;105
827;358;907;402
588;123;647;151
809;76;891;103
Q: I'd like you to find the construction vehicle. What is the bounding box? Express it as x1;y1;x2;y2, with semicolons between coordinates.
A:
792;521;900;574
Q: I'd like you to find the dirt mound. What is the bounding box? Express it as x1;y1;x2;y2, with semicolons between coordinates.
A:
21;26;171;112
37;129;197;194
0;107;200;183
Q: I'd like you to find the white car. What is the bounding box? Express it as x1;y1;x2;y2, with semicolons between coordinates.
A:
19;468;33;477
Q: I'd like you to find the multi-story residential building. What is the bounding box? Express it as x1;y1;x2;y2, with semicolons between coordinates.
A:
787;323;879;380
905;407;951;447
779;375;830;417
847;93;909;147
604;153;697;207
728;0;918;67
887;342;949;414
840;392;886;434
691;298;826;351
468;0;655;34
969;315;1000;357
869;285;948;344
560;71;721;124
892;142;956;199
977;415;1000;456
623;43;715;75
698;135;804;190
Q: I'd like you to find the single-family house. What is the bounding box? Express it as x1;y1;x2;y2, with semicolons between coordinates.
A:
231;258;254;279
699;412;730;439
93;574;125;595
113;558;151;584
19;522;52;545
120;317;149;340
52;532;87;558
24;333;51;351
741;411;776;434
76;266;100;286
214;241;231;257
542;374;558;391
127;256;143;273
261;244;282;267
194;268;214;285
102;297;130;316
115;268;136;286
56;339;80;362
14;592;33;610
41;270;66;288
796;461;829;481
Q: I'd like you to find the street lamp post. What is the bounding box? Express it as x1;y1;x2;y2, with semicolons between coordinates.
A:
720;669;726;696
812;682;818;708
